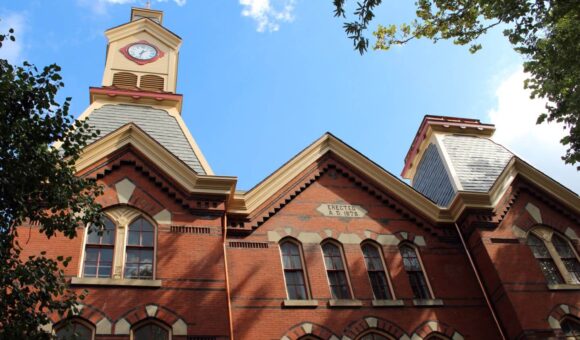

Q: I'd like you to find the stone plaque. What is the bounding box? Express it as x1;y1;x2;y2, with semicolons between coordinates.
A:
317;204;367;218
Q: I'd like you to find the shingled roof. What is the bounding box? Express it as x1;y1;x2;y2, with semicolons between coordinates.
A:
442;134;513;192
86;104;207;174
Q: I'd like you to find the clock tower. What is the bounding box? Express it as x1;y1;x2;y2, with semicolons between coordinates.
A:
78;7;214;176
101;7;181;93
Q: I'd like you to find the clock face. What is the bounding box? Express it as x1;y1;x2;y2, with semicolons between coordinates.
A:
127;43;158;60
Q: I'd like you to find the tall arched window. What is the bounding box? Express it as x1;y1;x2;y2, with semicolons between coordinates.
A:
55;318;94;340
322;241;352;299
83;216;115;278
280;239;309;300
361;242;392;300
400;244;432;299
132;320;170;340
527;227;580;285
561;317;580;338
125;217;155;279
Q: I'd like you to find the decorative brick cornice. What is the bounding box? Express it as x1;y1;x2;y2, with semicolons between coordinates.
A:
84;146;225;216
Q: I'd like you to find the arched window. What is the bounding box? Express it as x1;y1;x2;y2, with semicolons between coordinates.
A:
561;317;580;337
132;320;170;340
527;228;580;285
125;217;155;279
357;331;394;340
400;244;432;299
361;242;392;300
55;318;94;340
322;241;352;299
83;216;115;278
424;334;450;340
280;239;309;300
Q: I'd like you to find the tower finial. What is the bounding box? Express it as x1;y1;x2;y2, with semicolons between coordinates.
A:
146;0;151;9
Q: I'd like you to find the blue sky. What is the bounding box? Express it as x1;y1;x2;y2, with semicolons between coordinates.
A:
1;0;578;193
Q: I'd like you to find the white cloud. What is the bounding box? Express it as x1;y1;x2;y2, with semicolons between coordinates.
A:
488;67;579;194
0;12;25;63
240;0;295;32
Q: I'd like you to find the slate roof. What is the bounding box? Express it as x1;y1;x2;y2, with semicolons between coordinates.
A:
413;144;456;206
443;135;512;192
86;104;206;174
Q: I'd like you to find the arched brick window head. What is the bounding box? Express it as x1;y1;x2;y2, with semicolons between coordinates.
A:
322;242;352;299
55;319;94;340
561;317;580;338
527;228;580;285
358;332;394;340
133;321;170;340
400;244;432;299
83;216;115;278
125;217;155;279
361;243;392;300
280;240;308;300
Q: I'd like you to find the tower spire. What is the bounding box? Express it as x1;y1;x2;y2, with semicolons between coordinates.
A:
146;0;151;9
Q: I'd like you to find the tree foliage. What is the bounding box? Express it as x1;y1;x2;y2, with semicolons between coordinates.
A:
333;0;580;169
0;26;102;338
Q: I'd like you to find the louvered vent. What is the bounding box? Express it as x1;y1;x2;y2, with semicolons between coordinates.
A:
139;74;164;91
228;241;269;249
112;72;138;88
170;226;211;234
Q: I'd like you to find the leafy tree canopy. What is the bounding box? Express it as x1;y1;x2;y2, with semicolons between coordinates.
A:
0;25;102;338
333;0;580;169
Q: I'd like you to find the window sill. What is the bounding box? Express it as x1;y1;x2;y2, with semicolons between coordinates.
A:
548;284;580;291
70;277;162;287
372;299;405;307
282;299;319;308
328;299;363;308
412;298;444;307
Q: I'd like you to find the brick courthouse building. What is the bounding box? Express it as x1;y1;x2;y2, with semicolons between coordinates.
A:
21;7;580;340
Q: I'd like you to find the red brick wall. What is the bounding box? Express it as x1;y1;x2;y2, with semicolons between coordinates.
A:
466;180;580;339
18;149;230;339
227;161;499;339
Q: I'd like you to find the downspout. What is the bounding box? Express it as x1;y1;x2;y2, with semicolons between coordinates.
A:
223;213;235;340
454;222;507;340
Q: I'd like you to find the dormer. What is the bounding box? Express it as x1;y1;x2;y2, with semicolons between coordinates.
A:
402;115;514;206
101;7;181;93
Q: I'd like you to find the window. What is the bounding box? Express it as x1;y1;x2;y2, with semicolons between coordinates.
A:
561;317;580;338
322;241;352;299
400;244;432;299
361;243;392;300
80;207;157;281
55;319;94;340
83;217;115;278
133;321;170;340
125;217;155;279
280;240;308;300
527;227;580;285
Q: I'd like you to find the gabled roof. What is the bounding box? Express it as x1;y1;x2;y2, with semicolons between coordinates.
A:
228;133;580;223
228;133;445;222
105;16;181;49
